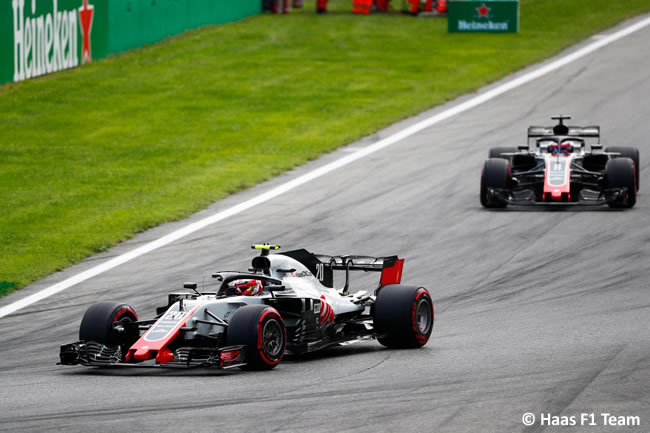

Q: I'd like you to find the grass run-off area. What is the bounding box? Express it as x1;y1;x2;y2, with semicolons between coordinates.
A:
1;0;650;297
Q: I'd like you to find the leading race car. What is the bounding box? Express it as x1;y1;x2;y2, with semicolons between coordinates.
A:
59;245;434;370
480;115;640;208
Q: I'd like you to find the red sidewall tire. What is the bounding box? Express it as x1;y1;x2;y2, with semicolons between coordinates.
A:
374;285;434;348
227;305;286;370
79;301;138;348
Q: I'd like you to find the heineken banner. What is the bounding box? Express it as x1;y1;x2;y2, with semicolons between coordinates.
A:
1;0;261;85
448;0;519;33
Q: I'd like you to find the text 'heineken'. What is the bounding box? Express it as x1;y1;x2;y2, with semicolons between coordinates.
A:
11;0;95;83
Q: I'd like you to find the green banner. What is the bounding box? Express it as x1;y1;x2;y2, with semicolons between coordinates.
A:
1;0;108;84
448;0;519;33
1;0;260;85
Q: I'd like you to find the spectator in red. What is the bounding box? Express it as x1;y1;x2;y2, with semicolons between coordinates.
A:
316;0;328;13
406;0;419;14
353;0;372;14
407;0;446;15
272;0;290;13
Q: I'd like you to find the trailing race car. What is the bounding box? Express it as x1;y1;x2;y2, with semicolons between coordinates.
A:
480;115;640;208
59;245;434;370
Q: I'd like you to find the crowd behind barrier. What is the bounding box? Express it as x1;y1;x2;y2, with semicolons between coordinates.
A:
263;0;448;15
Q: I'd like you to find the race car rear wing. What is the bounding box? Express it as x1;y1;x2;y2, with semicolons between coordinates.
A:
527;125;601;149
527;125;600;139
279;249;404;292
315;254;404;294
314;254;397;271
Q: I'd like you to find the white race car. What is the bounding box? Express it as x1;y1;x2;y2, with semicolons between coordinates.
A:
60;244;435;370
481;115;640;208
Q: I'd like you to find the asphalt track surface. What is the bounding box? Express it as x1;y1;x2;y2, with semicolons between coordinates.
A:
1;15;650;433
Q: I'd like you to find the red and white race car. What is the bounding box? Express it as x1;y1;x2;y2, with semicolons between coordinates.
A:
60;245;434;370
480;115;639;208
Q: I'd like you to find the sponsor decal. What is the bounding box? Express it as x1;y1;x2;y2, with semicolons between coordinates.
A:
11;0;94;82
78;0;94;64
458;20;509;31
476;2;490;17
319;295;335;327
548;160;568;186
283;270;312;279
144;309;189;341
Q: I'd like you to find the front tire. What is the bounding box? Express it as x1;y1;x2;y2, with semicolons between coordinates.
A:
227;305;286;370
606;158;636;208
606;146;639;191
79;302;139;357
488;146;517;160
374;285;434;348
481;158;511;208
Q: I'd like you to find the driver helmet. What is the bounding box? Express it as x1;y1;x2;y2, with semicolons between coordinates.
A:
560;142;573;155
228;279;263;296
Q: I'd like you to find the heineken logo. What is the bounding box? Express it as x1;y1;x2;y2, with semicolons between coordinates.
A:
12;0;95;82
476;3;490;18
458;2;510;32
79;0;94;64
458;20;509;31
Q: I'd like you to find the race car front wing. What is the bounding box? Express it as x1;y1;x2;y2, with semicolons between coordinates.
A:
487;186;627;206
59;341;247;369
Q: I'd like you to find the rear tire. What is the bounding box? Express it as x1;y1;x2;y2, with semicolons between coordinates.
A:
481;158;511;208
488;146;517;160
227;305;286;370
606;146;639;191
606;158;636;208
79;302;139;356
374;285;434;348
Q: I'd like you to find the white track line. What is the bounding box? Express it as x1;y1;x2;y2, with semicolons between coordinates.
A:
1;15;649;319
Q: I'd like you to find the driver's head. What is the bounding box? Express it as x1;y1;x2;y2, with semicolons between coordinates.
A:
227;279;263;296
560;142;573;155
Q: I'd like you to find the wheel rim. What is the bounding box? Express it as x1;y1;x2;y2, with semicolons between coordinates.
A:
262;319;284;359
415;299;432;334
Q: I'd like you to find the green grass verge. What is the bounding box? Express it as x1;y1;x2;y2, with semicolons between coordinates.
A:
1;0;649;297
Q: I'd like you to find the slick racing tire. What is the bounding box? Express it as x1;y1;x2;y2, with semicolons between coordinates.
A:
79;302;139;354
227;305;286;370
480;158;511;208
606;146;640;191
374;285;434;348
488;146;517;160
606;158;636;208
